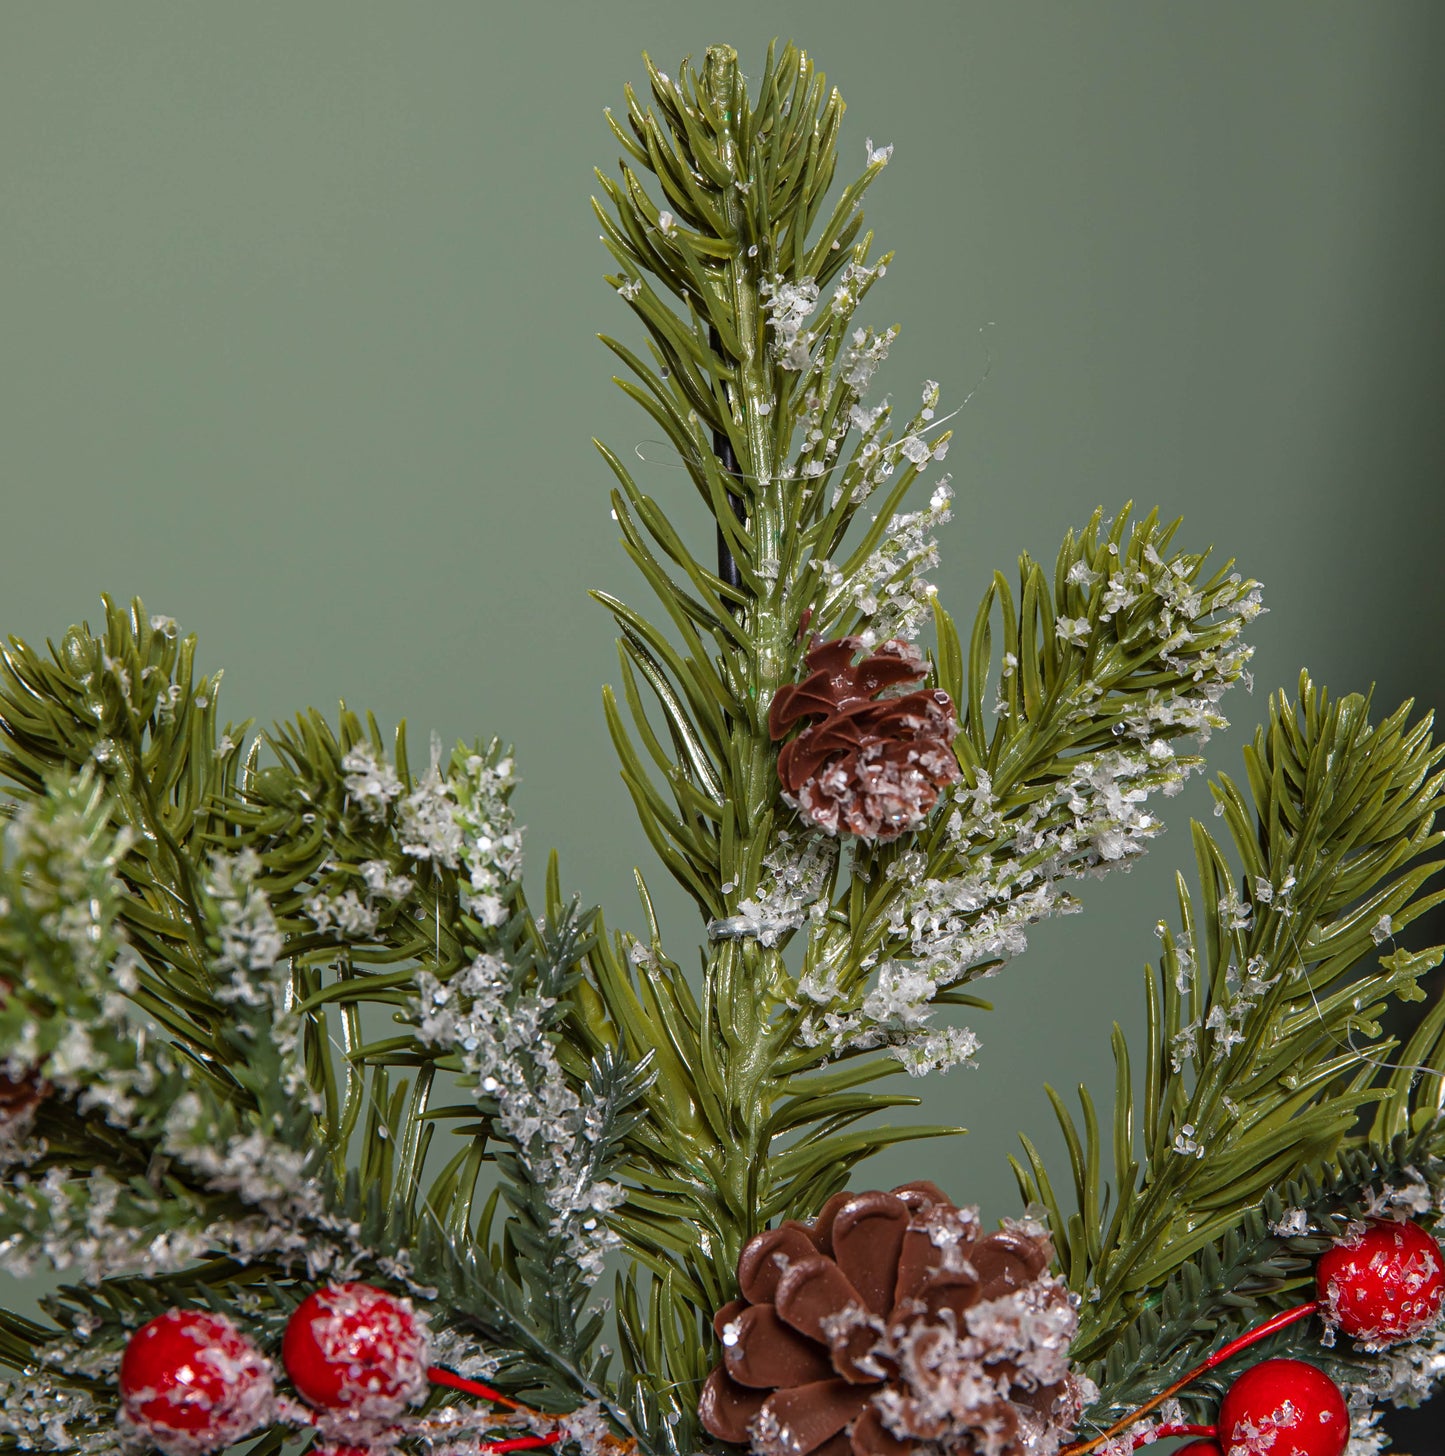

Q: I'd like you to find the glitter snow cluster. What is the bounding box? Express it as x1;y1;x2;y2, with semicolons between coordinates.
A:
762;241;949;550
158;847;318;1208
412;953;623;1283
342;736;522;929
817;477;954;649
761;275;823;372
0;1370;119;1454
709;833;839;948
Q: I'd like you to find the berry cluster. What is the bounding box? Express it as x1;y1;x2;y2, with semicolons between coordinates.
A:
118;1283;429;1455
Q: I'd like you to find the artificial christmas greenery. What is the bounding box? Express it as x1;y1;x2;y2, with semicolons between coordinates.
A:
2;38;1444;1456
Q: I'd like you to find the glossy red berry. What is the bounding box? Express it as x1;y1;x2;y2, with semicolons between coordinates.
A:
282;1283;429;1420
1316;1218;1445;1348
119;1309;274;1456
1174;1443;1223;1456
1218;1359;1348;1456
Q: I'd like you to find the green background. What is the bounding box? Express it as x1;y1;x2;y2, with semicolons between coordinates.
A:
3;0;1443;1335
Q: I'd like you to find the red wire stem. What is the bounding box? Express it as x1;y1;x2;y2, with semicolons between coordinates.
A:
1194;1303;1320;1378
427;1366;527;1412
1136;1425;1217;1448
425;1365;640;1456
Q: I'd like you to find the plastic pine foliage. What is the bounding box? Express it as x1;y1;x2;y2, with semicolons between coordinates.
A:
0;39;1443;1456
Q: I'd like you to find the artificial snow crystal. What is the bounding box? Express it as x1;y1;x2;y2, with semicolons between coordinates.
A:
760;274;821;371
1270;1208;1312;1238
709;835;837;948
816;480;952;646
0;1373;118;1453
341;743;403;822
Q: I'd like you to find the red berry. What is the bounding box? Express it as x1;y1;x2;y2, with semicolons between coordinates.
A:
1175;1443;1223;1456
1218;1359;1348;1456
1316;1218;1445;1348
119;1310;274;1456
282;1283;429;1420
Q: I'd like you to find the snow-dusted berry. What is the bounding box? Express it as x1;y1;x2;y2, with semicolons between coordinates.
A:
119;1309;275;1456
1315;1218;1445;1348
282;1283;429;1420
1217;1359;1348;1456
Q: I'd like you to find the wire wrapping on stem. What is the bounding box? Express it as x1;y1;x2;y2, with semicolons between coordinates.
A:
709;326;747;606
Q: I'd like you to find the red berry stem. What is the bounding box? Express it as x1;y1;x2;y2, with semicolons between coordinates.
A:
1189;1301;1320;1378
427;1366;528;1412
1134;1425;1217;1448
427;1368;600;1455
425;1366;639;1455
1061;1301;1319;1455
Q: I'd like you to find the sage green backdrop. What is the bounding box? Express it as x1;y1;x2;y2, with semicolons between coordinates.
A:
3;0;1443;1338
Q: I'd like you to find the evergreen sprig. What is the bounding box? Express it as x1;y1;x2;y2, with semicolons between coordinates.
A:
0;599;255;1066
580;44;1266;1453
1014;674;1445;1358
0;602;649;1446
789;505;1261;1066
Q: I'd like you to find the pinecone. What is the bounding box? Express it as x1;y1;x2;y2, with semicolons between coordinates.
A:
0;981;45;1136
768;638;960;843
698;1183;1088;1456
0;1071;43;1123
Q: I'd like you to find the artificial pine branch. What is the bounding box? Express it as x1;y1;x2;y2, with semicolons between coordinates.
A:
1014;674;1445;1353
0;605;652;1445
579;44;1273;1453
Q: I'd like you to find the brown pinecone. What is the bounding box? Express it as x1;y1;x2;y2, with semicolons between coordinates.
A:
0;979;45;1136
768;638;960;843
698;1183;1087;1456
0;1068;44;1128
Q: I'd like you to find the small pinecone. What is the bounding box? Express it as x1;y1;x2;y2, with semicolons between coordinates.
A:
0;980;45;1137
699;1183;1087;1456
769;638;960;843
0;1071;43;1120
